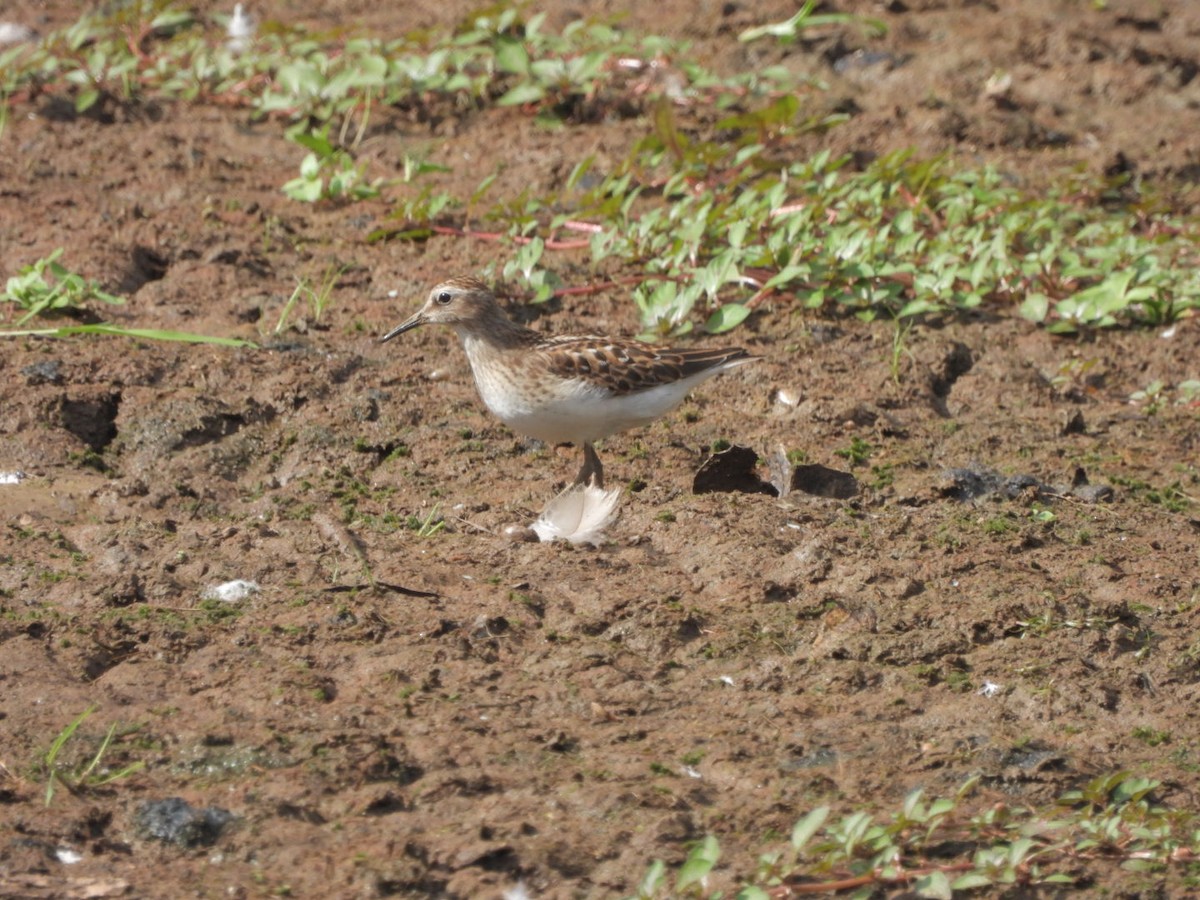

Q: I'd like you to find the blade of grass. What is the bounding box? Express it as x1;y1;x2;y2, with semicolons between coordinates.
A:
0;325;257;347
44;705;96;806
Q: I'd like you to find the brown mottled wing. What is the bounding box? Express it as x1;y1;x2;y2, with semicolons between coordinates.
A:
538;336;751;395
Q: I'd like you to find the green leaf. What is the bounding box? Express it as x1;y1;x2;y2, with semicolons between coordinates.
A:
469;172;497;201
914;871;952;900
566;156;595;190
1113;777;1159;805
902;788;925;820
635;859;666;898
764;265;810;290
496;82;546;106
276;61;322;97
790;806;829;851
282;173;324;202
75;88;100;113
675;835;719;892
927;797;955;818
950;873;993;890
366;227;433;243
734;888;771;900
1007;837;1035;865
1121;858;1161;872
495;37;530;75
705;303;750;334
150;9;195;31
299;152;324;177
1019;292;1050;322
897;298;939;318
739;2;818;42
290;130;334;158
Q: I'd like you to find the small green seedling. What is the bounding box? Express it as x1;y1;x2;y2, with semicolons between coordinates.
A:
42;705;145;806
2;249;123;325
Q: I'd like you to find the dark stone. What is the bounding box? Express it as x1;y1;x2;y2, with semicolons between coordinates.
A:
22;360;62;385
134;797;233;847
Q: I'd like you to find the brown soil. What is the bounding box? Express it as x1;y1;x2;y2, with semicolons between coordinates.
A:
3;1;1200;898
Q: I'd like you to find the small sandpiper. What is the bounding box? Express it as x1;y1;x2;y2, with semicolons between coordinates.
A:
381;276;756;487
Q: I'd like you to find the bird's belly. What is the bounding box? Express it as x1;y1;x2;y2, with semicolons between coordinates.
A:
477;377;686;445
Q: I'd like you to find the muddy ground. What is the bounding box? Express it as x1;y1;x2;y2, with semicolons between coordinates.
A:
2;0;1200;897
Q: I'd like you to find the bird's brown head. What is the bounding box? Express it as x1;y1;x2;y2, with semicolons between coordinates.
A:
380;276;500;343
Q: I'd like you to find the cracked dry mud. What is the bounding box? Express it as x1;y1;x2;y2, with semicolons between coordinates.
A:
2;1;1200;897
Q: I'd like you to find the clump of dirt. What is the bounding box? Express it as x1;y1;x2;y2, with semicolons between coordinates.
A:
2;1;1199;897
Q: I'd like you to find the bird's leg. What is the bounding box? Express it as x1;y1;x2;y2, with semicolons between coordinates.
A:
574;442;604;488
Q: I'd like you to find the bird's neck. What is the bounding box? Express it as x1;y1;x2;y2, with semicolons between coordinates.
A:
455;312;538;354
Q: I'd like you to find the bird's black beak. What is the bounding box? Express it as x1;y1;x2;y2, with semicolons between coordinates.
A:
380;310;425;343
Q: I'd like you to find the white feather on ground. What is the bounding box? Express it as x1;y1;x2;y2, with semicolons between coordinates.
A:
531;483;622;546
502;882;533;900
0;22;35;45
202;579;260;603
226;4;256;52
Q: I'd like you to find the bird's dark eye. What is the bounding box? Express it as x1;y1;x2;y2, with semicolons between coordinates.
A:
436;291;452;305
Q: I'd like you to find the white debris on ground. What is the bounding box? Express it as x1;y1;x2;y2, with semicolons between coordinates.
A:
977;680;1002;698
55;847;83;865
502;883;533;900
0;471;26;485
773;387;800;408
226;4;256;53
0;22;35;45
530;482;622;547
202;579;260;603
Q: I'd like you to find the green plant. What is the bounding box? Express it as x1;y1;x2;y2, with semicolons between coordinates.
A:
1109;476;1193;513
869;463;895;490
1177;380;1200;406
2;249;123;325
41;706;145;806
407;504;446;538
738;0;887;44
628;774;1200;898
501;237;561;303
983;515;1017;536
1029;503;1056;524
786;448;808;465
889;316;915;383
0;322;254;346
393;137;1199;336
632;835;720;899
834;437;873;468
1015;610;1118;638
1130;379;1166;415
273;265;343;334
282;126;381;202
1132;727;1172;748
15;5;1197;340
0;251;252;345
308;264;344;323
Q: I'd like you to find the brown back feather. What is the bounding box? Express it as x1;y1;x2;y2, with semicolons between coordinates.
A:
539;337;752;395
